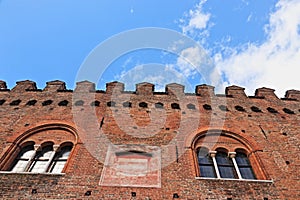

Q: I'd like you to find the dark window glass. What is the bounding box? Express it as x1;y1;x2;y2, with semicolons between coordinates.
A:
216;152;237;179
235;152;256;179
197;148;216;178
49;145;72;173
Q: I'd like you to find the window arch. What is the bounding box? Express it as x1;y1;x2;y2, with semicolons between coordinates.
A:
197;147;256;180
49;144;73;173
235;149;256;179
193;131;264;180
215;149;236;179
29;144;55;173
0;124;77;174
197;147;216;178
10;143;35;172
9;142;73;173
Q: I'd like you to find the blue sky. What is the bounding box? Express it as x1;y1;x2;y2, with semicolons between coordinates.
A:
0;0;299;96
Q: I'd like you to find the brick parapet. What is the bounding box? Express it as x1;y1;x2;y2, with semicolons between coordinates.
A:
0;80;299;199
0;80;298;101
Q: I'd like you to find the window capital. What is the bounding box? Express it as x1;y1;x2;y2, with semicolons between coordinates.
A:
53;145;60;152
209;151;217;157
228;152;236;158
33;144;41;151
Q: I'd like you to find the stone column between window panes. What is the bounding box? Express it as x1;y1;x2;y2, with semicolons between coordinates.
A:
229;152;242;179
23;144;41;172
209;151;220;178
43;145;60;173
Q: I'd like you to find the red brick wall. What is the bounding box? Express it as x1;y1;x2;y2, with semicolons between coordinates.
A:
0;80;299;199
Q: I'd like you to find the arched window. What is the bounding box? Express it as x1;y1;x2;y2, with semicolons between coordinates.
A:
196;148;257;180
10;144;35;172
196;149;258;180
49;145;73;173
0;124;77;174
216;150;237;179
29;145;55;173
8;143;73;174
235;151;256;179
193;131;263;180
197;147;216;178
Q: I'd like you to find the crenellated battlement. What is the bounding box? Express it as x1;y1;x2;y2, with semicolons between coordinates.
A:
0;80;299;101
0;79;299;199
0;79;299;117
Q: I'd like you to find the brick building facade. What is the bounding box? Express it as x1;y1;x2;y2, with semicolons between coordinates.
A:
0;80;299;199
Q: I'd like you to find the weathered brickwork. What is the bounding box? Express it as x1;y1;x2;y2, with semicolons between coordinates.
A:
0;80;299;199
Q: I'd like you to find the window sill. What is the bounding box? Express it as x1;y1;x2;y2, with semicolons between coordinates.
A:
195;177;273;183
0;171;65;176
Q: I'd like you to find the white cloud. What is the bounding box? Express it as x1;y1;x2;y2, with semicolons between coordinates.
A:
177;46;202;78
118;63;192;92
176;45;216;83
216;0;300;97
180;0;211;36
247;13;252;22
178;0;223;91
113;57;134;80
